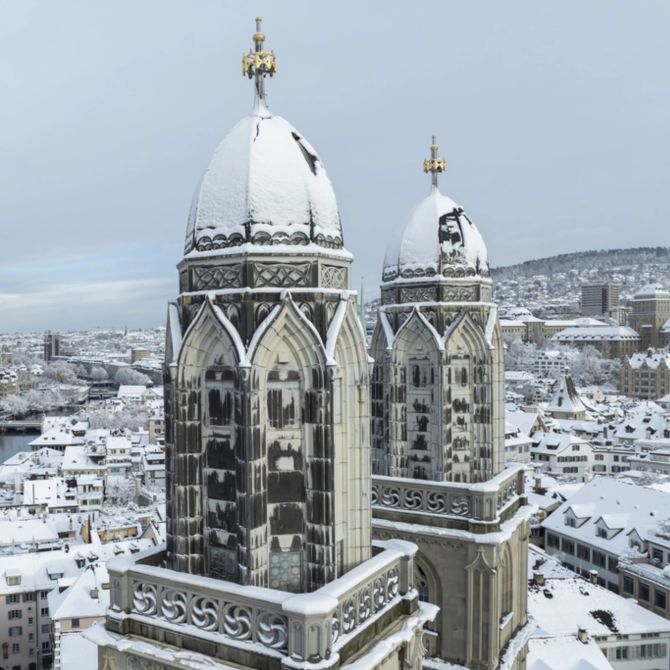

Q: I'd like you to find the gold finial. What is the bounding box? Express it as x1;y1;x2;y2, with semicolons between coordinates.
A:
242;17;277;105
422;135;446;191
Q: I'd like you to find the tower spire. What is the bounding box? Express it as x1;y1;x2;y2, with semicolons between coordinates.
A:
242;16;277;107
423;135;446;192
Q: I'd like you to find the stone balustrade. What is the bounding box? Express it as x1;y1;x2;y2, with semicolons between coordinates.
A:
371;464;525;523
106;538;417;668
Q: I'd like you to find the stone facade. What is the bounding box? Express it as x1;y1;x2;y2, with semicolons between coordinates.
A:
94;21;435;670
371;162;531;668
372;277;505;484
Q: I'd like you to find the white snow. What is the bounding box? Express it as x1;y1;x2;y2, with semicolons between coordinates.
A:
383;188;488;280
185;111;342;254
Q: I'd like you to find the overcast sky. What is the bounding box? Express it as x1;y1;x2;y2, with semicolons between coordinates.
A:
1;1;669;332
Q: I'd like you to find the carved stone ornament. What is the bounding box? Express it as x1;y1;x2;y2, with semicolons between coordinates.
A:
399;287;437;304
252;262;311;287
193;265;242;290
320;265;347;289
443;286;476;302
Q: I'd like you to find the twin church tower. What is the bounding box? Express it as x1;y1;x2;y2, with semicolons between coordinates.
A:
96;20;530;670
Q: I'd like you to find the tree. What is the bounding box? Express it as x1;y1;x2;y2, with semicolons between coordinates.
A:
73;364;88;379
44;361;77;384
115;368;151;386
0;394;30;417
503;335;537;373
90;366;109;381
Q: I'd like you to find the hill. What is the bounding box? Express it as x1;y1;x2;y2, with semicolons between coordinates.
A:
491;247;670;316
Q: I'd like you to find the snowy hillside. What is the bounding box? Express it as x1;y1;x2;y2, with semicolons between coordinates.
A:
492;247;670;317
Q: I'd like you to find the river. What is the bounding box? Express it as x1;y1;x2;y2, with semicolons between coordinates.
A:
0;432;35;463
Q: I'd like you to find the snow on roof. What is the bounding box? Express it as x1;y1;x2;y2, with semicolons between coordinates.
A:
116;384;147;398
552;326;640;342
29;426;85;448
0;516;60;546
545;375;587;415
23;477;76;508
542;478;670;556
634;284;670;299
185;110;342;255
627;351;670;370
382;188;488;281
531;432;589;456
59;632;99;670
0;538;154;594
529;574;670;637
49;562;109;621
527;636;613;670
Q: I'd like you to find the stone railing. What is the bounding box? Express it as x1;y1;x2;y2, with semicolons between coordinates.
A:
106;539;416;667
371;464;525;523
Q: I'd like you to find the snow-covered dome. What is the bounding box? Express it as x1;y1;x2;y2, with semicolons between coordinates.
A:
382;189;489;282
185;106;343;254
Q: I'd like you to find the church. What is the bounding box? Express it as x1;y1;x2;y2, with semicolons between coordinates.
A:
91;19;530;670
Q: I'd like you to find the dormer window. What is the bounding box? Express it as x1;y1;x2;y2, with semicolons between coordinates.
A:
565;516;576;527
596;527;607;539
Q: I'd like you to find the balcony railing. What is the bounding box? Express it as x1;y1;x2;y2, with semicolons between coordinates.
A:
106;538;416;666
371;464;525;522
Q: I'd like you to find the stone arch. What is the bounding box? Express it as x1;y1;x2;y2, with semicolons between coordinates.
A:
326;298;373;574
499;542;514;618
247;297;330;590
169;299;244;576
444;310;495;482
389;309;443;479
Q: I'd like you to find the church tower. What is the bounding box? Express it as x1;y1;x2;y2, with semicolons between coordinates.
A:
370;139;531;670
95;21;434;670
164;17;371;594
371;137;504;483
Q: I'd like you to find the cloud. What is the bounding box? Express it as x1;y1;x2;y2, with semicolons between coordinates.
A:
0;277;174;332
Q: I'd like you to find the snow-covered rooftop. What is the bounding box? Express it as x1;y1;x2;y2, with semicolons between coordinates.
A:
542;477;670;556
529;574;670;637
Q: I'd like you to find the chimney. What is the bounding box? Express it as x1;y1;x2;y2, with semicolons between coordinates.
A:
533;571;545;586
577;626;589;644
589;570;598;585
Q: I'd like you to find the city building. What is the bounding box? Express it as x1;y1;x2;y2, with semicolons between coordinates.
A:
43;332;61;363
581;283;620;317
528;548;670;669
49;563;110;670
619;517;670;622
93;21;435;670
544;373;587;421
629;285;670;350
620;349;670;400
369;138;531;668
542;478;670;593
551;324;640;359
529;432;594;479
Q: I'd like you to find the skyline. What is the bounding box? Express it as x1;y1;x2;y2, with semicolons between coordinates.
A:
2;1;670;332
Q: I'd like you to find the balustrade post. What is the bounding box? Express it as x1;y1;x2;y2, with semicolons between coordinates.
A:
282;594;338;664
383;540;417;595
108;557;133;613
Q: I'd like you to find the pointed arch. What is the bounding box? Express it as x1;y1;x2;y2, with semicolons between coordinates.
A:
247;296;327;371
499;542;514;617
391;308;443;365
444;309;489;357
177;298;245;377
